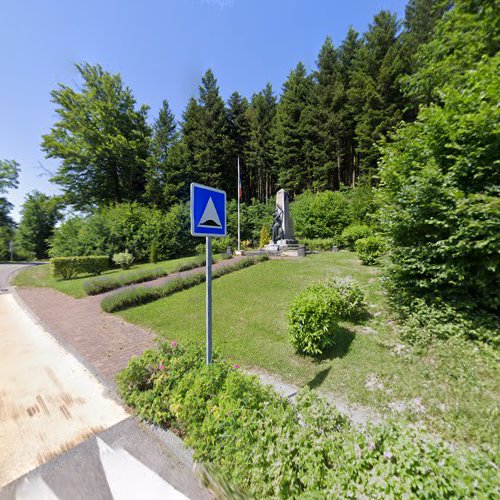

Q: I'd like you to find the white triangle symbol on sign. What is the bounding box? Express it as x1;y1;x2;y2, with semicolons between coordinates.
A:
199;197;222;228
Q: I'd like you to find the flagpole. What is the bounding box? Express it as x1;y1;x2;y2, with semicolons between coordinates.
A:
237;156;241;252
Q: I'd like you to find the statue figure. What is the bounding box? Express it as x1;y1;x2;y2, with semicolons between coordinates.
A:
271;208;284;244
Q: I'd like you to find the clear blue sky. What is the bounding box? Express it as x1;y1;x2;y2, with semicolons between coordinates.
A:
1;0;407;221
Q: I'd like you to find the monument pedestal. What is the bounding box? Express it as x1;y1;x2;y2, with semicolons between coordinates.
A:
263;189;304;257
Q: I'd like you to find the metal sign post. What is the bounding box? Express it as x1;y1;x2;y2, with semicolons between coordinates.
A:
190;183;226;365
206;236;212;364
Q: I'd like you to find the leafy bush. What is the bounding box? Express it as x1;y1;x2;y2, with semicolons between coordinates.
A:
51;255;109;279
291;190;352;239
118;342;498;498
300;238;337;251
112;251;134;270
340;224;373;250
288;279;365;355
50;202;197;262
101;254;269;312
259;225;271;248
355;235;385;265
399;299;500;348
379;53;500;317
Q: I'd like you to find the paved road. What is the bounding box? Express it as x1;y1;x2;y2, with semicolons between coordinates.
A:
0;264;210;499
0;263;36;291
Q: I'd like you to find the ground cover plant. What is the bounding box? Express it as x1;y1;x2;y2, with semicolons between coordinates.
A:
117;342;498;498
118;252;500;448
11;254;215;298
101;254;269;312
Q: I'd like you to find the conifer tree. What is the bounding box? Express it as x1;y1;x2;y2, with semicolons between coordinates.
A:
145;99;178;208
198;69;230;189
274;62;314;195
246;84;278;201
348;11;404;177
312;36;345;190
227;92;250;197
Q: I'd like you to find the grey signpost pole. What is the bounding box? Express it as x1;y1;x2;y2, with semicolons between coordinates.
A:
206;236;213;365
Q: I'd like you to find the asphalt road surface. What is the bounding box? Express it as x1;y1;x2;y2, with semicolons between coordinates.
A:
0;264;210;499
0;263;35;291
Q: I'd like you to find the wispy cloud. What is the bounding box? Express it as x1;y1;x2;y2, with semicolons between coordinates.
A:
200;0;234;9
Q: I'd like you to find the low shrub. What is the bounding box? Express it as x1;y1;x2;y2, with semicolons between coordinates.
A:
300;238;337;251
288;278;365;355
101;254;269;312
399;299;500;348
112;251;134;270
83;256;213;296
340;224;373;250
259;225;271;248
118;342;498;498
51;256;109;280
355;235;385;265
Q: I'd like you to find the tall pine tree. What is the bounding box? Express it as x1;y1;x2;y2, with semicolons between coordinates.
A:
348;12;404;178
144;99;178;208
227;92;250;198
246;84;278;201
274;62;314;195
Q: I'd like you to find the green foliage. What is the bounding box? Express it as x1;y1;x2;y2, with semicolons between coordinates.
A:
355;235;385;265
101;254;269;312
51;255;109;280
274;62;316;194
403;0;499;105
288;278;365;355
399;299;500;348
245;84;278;201
259;225;271;248
118;342;498;498
144;99;179;209
50;202;195;262
291;190;351;239
0;159;20;230
379;53;500;316
340;223;373;250
42;63;151;210
300;238;336;251
16;191;62;259
112;251;134;270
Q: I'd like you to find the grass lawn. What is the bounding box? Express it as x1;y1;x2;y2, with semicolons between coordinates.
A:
119;251;499;449
11;255;214;298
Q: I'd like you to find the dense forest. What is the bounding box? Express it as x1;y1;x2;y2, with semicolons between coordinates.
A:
2;0;498;341
40;0;452;210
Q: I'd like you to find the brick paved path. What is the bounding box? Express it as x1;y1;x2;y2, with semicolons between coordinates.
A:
15;258;242;386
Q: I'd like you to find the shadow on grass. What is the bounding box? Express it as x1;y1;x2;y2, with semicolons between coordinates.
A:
307;366;332;389
316;326;356;362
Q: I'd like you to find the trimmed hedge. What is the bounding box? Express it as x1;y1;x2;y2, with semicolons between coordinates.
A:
300;238;337;251
83;256;212;296
117;342;498;498
51;256;109;280
101;254;269;312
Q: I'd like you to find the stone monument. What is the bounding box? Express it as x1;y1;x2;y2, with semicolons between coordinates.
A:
264;189;304;256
